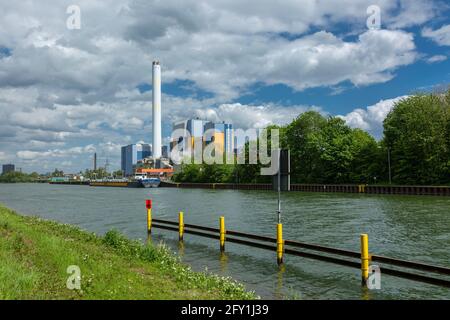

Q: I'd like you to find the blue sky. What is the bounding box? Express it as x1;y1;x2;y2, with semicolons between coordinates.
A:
0;0;449;173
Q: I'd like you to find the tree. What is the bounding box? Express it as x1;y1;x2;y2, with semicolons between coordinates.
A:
51;169;64;177
200;163;234;183
173;163;202;182
348;129;380;183
0;171;38;183
284;111;327;183
315;117;356;183
113;170;123;178
383;93;450;184
84;168;108;180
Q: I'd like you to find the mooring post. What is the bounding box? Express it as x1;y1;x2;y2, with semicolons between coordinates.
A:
277;223;284;265
179;211;184;241
220;216;225;252
360;233;369;286
146;199;152;233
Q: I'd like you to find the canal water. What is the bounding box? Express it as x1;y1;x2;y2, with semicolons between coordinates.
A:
0;183;449;299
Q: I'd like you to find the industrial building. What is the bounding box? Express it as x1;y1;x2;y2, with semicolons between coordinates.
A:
171;119;234;159
2;164;15;175
121;144;152;176
204;121;234;155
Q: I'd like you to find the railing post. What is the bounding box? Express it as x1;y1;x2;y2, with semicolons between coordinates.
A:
146;199;152;233
179;211;184;241
360;233;369;286
277;223;284;265
220;216;225;252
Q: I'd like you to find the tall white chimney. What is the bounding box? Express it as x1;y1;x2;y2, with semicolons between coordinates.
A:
152;60;162;159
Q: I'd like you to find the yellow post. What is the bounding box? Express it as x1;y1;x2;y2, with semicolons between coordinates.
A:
179;211;184;241
219;216;225;252
360;233;369;285
147;208;152;233
277;223;284;265
146;199;152;233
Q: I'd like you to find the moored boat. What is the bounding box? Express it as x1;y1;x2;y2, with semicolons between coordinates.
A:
140;177;161;188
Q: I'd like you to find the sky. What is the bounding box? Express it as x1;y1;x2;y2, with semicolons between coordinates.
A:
0;0;449;173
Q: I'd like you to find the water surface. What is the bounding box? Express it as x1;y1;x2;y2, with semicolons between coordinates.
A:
0;183;449;299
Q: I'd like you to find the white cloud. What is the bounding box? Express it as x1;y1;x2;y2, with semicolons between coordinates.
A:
386;0;438;28
0;1;420;100
16;150;55;160
0;151;9;161
195;103;322;129
422;24;450;46
339;95;409;138
426;55;447;64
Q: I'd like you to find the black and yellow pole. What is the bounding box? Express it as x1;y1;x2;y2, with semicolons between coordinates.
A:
360;233;369;286
277;223;284;265
146;199;152;233
179;211;184;241
276;149;284;265
219;216;225;252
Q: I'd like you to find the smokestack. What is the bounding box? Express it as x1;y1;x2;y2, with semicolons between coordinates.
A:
152;60;162;159
94;153;97;171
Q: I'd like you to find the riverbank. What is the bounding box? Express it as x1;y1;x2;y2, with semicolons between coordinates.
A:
161;181;450;196
0;204;255;299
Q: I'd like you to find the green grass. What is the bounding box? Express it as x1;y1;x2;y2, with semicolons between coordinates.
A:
0;204;256;300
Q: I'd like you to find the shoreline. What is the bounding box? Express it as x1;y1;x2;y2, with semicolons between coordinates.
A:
0;203;256;300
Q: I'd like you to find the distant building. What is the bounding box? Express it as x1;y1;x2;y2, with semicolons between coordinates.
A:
121;144;152;176
204;121;233;155
224;123;234;155
161;145;169;158
171;120;188;153
171;118;208;155
2;164;15;175
171;119;234;158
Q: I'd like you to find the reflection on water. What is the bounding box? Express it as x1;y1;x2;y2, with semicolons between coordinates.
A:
275;264;286;300
0;183;449;299
219;252;228;274
178;241;185;258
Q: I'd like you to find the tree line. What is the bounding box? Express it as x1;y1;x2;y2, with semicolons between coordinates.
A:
173;89;450;185
0;171;40;183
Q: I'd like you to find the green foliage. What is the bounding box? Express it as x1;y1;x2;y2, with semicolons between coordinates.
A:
83;168;108;180
112;170;124;178
383;93;450;184
51;168;64;177
0;171;39;183
173;163;236;183
284;111;327;183
101;229;255;299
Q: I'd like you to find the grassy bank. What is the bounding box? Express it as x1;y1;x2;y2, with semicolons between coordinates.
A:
0;204;255;299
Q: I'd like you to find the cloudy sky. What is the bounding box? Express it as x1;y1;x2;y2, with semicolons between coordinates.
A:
0;0;449;173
